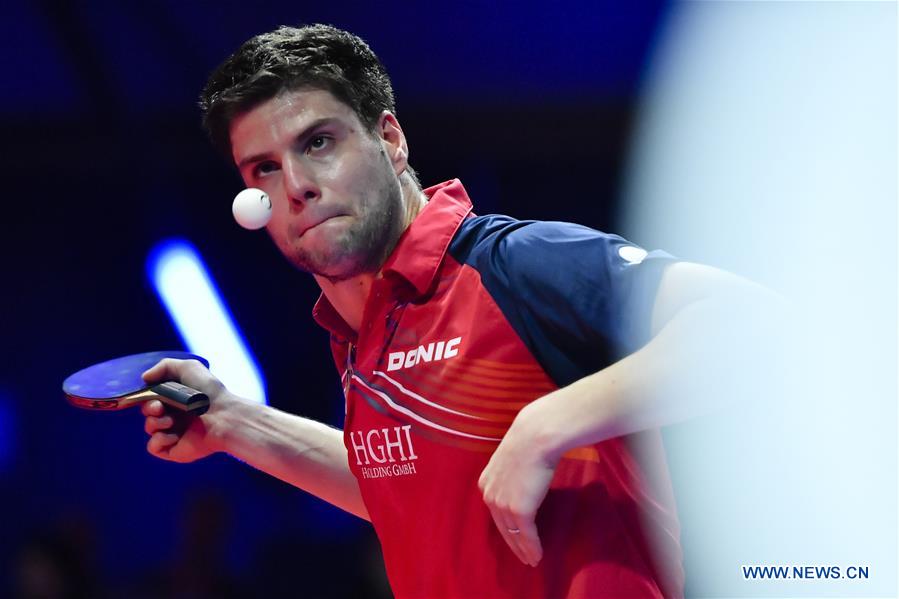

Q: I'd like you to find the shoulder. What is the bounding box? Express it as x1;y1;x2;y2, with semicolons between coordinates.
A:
450;213;624;249
448;214;678;368
448;214;651;286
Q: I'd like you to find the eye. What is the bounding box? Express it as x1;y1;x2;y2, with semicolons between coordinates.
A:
306;135;331;153
253;161;279;178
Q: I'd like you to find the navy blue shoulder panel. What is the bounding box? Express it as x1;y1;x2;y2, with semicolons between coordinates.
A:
448;214;676;388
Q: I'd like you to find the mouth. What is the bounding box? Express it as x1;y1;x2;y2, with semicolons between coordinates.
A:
297;214;348;237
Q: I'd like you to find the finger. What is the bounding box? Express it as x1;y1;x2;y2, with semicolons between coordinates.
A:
147;431;179;455
141;399;165;417
141;358;180;384
144;415;173;435
480;467;533;566
141;357;212;388
502;504;542;567
516;515;543;566
505;519;538;568
487;505;530;566
165;410;196;437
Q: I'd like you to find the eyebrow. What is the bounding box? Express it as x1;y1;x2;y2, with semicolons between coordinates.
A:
236;117;339;170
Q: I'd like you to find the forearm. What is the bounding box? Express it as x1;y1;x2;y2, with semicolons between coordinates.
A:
477;262;784;565
525;296;775;461
215;399;369;520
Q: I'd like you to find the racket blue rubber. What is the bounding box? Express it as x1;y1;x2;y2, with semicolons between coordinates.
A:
63;351;210;415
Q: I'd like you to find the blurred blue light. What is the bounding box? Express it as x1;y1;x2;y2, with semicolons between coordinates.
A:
0;391;14;472
147;239;266;404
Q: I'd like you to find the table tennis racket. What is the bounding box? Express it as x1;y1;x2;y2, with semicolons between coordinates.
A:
63;350;210;415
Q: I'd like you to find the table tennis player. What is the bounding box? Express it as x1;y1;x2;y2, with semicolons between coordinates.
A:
141;24;777;598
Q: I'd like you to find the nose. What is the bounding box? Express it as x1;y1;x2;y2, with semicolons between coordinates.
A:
282;155;321;206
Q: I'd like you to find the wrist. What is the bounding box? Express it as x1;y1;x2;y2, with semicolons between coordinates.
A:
207;392;256;454
516;396;571;465
520;377;614;464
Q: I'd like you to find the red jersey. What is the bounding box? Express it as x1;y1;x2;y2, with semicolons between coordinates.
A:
313;180;684;598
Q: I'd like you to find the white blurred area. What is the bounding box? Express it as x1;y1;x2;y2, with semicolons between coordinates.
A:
622;1;897;597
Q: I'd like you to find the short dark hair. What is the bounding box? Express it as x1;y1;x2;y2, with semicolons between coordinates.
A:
200;24;418;184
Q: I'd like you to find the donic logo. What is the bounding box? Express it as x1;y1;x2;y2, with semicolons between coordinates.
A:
387;337;462;372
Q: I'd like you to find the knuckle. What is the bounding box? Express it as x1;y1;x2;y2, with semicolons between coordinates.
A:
148;432;171;453
208;376;226;394
485;499;506;516
510;500;536;518
508;506;527;520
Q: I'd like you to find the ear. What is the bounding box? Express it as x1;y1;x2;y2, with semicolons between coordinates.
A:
377;111;410;176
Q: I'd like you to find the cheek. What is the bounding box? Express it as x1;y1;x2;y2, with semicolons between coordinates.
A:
325;145;387;191
346;167;391;214
266;189;292;223
265;209;290;248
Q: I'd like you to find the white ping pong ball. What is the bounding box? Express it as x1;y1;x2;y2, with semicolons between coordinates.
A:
232;188;272;230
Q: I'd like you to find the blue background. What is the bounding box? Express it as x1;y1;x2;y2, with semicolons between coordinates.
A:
0;1;669;596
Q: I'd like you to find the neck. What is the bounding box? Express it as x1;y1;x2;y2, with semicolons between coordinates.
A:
315;176;427;334
314;273;375;333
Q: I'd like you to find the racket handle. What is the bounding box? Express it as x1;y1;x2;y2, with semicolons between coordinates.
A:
151;382;210;415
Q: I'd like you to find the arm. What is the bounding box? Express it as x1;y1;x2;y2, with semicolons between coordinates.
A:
479;262;785;566
141;358;369;520
526;262;785;447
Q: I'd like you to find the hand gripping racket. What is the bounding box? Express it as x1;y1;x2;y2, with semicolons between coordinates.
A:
63;351;210;415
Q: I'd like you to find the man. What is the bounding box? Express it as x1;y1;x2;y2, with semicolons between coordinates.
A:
142;24;769;598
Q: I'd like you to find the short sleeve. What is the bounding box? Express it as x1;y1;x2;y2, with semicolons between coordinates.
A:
449;215;677;387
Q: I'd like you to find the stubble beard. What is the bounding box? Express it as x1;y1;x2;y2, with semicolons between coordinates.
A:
287;170;405;283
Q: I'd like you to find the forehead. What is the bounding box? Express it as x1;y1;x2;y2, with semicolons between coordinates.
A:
229;88;362;161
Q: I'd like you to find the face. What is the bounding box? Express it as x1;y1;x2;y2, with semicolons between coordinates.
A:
230;88;406;281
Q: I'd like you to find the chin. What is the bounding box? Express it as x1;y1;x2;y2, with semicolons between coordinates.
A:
290;248;371;282
286;214;398;280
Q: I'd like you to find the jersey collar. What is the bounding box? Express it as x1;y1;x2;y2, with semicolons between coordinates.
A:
312;179;473;340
